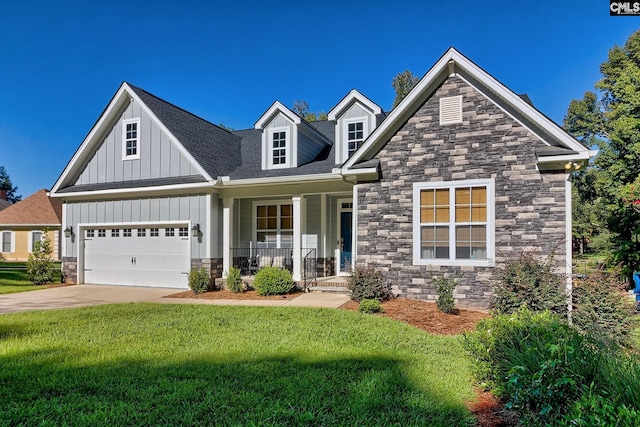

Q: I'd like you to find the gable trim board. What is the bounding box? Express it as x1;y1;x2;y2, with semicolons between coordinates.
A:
49;47;593;307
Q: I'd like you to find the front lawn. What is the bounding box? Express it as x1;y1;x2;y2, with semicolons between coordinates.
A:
0;304;476;426
0;261;61;294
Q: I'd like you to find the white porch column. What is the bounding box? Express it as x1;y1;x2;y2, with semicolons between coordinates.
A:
292;196;302;281
222;197;234;278
352;185;358;271
565;172;573;313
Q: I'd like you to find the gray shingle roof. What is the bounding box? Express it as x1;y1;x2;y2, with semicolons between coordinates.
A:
128;84;243;179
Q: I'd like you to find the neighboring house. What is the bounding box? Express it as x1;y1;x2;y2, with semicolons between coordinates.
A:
0;190;12;211
0;189;62;261
49;48;593;308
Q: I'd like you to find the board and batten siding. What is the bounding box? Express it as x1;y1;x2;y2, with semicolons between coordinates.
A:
74;98;200;185
64;194;210;259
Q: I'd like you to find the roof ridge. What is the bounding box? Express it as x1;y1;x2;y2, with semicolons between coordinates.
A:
126;83;236;137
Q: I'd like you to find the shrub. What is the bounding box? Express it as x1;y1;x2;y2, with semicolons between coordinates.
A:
188;268;211;294
226;267;243;293
572;267;637;347
27;233;55;285
358;299;383;314
463;308;598;424
559;389;640;427
431;274;458;314
253;267;295;296
348;264;392;302
491;251;568;316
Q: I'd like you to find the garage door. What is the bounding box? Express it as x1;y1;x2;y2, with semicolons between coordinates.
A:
84;226;190;288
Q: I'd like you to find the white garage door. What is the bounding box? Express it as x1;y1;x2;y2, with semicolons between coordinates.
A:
84;226;190;288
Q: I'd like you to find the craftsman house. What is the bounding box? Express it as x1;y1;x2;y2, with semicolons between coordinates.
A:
49;48;593;308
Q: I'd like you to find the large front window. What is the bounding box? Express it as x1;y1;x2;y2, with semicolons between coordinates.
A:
256;203;293;248
413;179;494;266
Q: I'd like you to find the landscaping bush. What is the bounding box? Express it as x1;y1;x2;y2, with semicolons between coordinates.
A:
348;263;392;302
491;251;568;316
188;268;211;294
253;267;295;296
358;299;383;314
572;267;637;347
431;274;458;314
463;308;598;424
27;234;55;285
226;266;243;293
464;307;640;426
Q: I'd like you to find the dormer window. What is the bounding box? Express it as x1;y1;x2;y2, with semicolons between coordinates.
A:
122;118;140;160
269;127;289;168
346;120;365;158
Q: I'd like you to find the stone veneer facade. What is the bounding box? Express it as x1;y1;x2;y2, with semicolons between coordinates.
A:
357;76;568;309
62;256;77;284
191;258;224;284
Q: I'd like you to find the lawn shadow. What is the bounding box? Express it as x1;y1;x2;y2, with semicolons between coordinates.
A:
0;348;474;426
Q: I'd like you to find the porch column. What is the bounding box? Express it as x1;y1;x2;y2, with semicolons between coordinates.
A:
222;197;234;278
352;185;358;271
292;196;302;281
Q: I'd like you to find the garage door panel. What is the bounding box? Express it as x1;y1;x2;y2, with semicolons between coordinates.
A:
84;226;190;288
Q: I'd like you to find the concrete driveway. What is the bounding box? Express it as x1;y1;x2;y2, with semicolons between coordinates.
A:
0;285;350;314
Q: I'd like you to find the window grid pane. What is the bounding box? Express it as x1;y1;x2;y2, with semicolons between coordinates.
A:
272;131;287;165
256;203;293;248
418;184;488;261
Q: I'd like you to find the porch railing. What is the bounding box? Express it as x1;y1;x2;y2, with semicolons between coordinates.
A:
231;248;293;276
230;247;318;285
302;248;317;287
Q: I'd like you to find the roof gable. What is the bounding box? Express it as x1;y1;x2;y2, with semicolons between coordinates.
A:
0;189;62;225
328;89;382;120
51;83;241;194
343;47;592;170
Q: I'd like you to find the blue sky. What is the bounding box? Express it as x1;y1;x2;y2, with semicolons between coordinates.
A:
0;1;637;198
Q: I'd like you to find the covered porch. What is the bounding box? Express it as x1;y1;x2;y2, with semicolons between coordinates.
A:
220;188;357;282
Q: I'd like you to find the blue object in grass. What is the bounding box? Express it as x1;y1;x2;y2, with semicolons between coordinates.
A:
634;272;640;300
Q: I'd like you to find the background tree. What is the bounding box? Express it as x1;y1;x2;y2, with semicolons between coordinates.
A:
564;29;640;282
391;70;419;108
292;100;327;121
0;166;21;203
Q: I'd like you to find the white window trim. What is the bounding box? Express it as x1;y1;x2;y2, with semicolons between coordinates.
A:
412;178;495;267
122;117;141;160
28;230;44;253
268;127;290;169
1;230;15;253
252;199;294;249
439;95;463;125
343;117;369;162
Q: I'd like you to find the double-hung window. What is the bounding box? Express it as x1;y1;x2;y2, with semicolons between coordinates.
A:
122;118;140;160
413;179;494;266
1;231;12;253
255;203;293;248
270;128;288;168
345;119;367;159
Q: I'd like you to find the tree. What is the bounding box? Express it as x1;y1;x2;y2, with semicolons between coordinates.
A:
291;100;328;122
27;232;55;285
391;70;419;108
0;166;21;203
564;30;640;282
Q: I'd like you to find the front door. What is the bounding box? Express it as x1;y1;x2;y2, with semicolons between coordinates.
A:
336;199;353;275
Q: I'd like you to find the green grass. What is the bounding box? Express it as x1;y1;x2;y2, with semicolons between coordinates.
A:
0;261;61;294
0;304;476;426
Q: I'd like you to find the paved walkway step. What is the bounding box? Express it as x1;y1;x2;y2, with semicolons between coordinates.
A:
307;286;350;293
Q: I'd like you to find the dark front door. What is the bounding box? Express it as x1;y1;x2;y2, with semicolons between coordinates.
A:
340;211;352;273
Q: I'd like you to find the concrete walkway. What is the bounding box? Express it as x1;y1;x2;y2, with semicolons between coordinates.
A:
0;284;351;314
